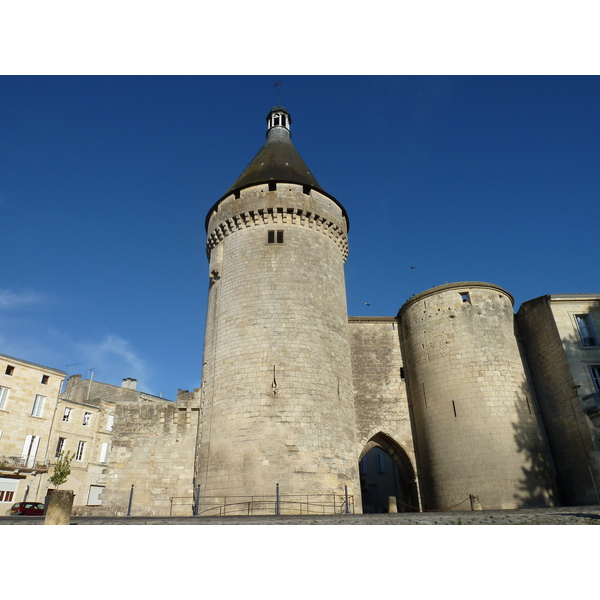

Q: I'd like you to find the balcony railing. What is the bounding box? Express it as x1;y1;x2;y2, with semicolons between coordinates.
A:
581;393;600;417
0;455;50;473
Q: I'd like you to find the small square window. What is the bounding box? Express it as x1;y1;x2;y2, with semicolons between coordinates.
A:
41;375;49;385
267;230;284;244
5;365;14;376
460;292;470;303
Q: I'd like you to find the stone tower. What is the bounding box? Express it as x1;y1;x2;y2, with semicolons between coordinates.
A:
398;282;557;510
197;107;360;514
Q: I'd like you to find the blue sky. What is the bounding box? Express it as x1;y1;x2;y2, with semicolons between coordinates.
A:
1;75;599;399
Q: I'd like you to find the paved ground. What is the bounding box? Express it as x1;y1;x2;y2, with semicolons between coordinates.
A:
2;505;600;524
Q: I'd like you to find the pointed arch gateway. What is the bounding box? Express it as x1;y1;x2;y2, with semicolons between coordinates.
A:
359;433;420;513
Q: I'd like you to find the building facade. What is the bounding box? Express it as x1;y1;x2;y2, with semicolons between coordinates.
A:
1;355;199;516
2;107;599;516
517;294;600;505
0;354;65;506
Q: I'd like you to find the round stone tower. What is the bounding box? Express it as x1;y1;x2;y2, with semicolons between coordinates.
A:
197;107;360;514
398;282;557;510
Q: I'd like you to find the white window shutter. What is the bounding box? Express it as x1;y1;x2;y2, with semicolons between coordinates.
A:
21;435;33;460
99;442;109;463
29;436;40;467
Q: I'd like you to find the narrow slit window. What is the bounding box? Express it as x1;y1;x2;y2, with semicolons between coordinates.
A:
276;230;284;244
460;292;470;303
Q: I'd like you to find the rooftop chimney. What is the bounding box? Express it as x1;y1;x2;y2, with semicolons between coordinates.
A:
121;377;137;390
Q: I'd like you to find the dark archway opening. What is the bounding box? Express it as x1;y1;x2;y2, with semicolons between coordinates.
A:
359;433;419;513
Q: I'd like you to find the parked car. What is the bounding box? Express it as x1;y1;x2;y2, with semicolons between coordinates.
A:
6;502;45;516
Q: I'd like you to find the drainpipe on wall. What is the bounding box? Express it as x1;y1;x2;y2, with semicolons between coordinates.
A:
36;377;66;502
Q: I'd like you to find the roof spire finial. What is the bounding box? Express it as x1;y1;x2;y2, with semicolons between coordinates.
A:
274;80;282;105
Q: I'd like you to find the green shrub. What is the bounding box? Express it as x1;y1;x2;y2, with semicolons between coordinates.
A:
49;451;74;488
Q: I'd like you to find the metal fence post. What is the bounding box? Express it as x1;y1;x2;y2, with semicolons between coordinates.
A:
194;484;200;516
275;483;280;515
345;485;349;514
127;484;134;516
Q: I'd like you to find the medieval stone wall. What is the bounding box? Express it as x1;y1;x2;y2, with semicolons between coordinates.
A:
517;296;599;505
349;317;420;510
198;183;360;511
399;282;557;510
97;391;200;516
348;318;414;458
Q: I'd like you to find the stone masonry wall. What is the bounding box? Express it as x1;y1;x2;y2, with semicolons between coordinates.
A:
348;317;420;511
97;391;200;517
399;283;557;511
64;376;164;406
517;296;599;505
198;183;360;512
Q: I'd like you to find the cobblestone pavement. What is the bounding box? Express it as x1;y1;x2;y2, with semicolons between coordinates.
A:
2;505;600;525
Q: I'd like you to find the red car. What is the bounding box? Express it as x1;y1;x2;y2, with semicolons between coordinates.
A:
6;502;45;516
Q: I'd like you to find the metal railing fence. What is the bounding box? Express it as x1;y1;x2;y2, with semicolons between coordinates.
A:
167;488;355;517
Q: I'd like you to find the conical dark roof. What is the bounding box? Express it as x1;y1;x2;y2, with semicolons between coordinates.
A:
224;125;322;194
206;107;348;231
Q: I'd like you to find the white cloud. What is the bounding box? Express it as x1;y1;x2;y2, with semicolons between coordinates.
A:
0;289;45;309
76;334;152;392
0;294;156;394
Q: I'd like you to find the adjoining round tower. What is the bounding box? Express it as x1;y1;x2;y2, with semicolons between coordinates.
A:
197;107;360;514
398;282;557;510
